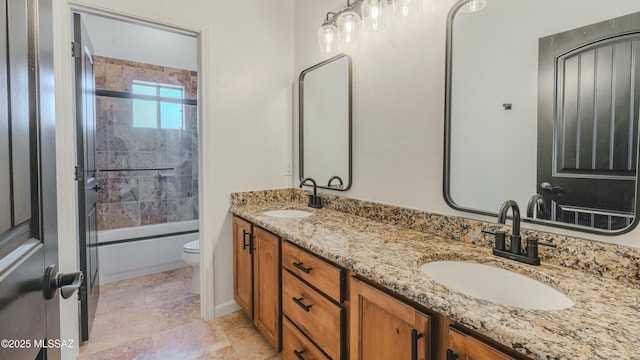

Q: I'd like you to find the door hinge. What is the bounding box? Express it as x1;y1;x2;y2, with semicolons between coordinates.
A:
75;165;83;181
71;41;81;58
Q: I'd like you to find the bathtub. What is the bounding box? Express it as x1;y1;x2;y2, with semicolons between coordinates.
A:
98;220;199;284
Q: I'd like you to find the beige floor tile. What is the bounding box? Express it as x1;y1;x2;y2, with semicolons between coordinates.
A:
79;336;156;360
231;332;278;360
80;269;281;360
202;345;240;360
147;294;201;332
152;320;229;360
214;311;261;346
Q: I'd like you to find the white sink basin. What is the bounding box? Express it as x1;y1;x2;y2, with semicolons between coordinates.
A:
263;209;313;218
419;261;574;310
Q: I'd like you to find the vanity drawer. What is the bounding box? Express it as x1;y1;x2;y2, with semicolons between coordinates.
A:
283;270;344;360
282;241;344;303
283;317;330;360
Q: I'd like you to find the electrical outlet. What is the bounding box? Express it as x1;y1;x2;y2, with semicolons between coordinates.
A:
285;162;292;176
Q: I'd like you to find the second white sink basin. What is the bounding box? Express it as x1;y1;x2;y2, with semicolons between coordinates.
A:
263;209;313;218
419;261;574;310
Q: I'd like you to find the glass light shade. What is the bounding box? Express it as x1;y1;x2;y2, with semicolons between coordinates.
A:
317;23;338;53
337;8;361;44
459;0;486;13
361;0;387;32
392;0;421;17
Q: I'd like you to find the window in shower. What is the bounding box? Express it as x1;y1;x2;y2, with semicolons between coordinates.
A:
132;81;184;129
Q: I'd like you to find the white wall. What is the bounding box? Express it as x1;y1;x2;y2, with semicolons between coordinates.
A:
292;0;640;248
294;0;452;208
54;0;292;358
82;13;198;71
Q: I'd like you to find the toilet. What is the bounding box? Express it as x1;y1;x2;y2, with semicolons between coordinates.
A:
182;239;200;294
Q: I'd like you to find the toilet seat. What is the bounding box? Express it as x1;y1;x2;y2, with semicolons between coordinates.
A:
183;240;200;254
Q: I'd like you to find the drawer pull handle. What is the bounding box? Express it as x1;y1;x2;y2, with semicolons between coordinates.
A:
293;349;306;360
242;230;250;250
292;296;312;312
446;349;459;360
293;262;312;274
411;329;424;360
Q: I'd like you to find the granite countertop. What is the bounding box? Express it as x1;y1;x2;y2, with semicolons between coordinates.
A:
230;199;640;360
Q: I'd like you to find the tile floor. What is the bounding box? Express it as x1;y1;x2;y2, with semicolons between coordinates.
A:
78;267;282;360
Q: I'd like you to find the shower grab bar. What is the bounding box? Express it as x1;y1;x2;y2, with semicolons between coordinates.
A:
98;167;175;172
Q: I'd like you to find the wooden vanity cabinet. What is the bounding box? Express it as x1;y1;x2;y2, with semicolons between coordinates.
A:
281;241;347;360
232;216;253;317
232;216;281;350
350;277;431;360
446;326;518;360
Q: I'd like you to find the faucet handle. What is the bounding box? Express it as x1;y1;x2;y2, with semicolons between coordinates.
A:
526;236;557;259
482;229;506;251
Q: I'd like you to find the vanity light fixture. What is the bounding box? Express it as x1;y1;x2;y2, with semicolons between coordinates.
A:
392;0;422;17
317;0;420;53
458;0;487;13
336;0;362;45
361;0;388;32
318;12;338;54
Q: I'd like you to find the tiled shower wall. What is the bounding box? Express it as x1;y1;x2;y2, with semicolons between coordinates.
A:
94;56;198;231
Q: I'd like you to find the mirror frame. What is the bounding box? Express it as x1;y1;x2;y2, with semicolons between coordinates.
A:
442;0;640;235
299;53;353;191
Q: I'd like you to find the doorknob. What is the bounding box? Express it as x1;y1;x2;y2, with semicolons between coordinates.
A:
92;184;104;191
43;264;84;300
539;182;564;193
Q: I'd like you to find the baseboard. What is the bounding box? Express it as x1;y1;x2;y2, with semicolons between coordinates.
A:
214;300;241;317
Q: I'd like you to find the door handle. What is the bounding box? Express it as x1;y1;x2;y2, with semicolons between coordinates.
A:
92;184;104;191
242;230;250;250
539;182;564;193
411;329;424;360
43;264;84;300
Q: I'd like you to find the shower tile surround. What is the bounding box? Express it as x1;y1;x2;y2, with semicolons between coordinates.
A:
230;188;640;359
94;56;198;230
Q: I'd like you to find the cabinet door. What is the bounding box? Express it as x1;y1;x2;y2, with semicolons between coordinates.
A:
253;226;281;350
232;216;253;318
447;327;517;360
350;277;431;360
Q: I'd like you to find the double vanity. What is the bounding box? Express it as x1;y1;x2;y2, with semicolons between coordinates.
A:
230;189;640;359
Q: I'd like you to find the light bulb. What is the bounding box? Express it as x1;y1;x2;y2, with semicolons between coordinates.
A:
337;6;361;44
317;23;338;53
459;0;487;13
362;0;387;32
392;0;421;17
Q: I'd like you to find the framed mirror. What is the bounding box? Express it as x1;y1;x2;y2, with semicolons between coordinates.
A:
444;0;640;234
299;54;352;191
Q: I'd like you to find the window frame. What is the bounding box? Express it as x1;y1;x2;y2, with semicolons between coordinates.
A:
132;80;185;130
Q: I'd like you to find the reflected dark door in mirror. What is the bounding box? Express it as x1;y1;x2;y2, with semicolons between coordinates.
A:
537;13;640;230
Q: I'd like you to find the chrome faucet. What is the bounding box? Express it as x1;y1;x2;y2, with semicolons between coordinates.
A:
299;177;323;209
327;175;344;189
498;200;522;254
526;193;546;218
484;199;556;266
